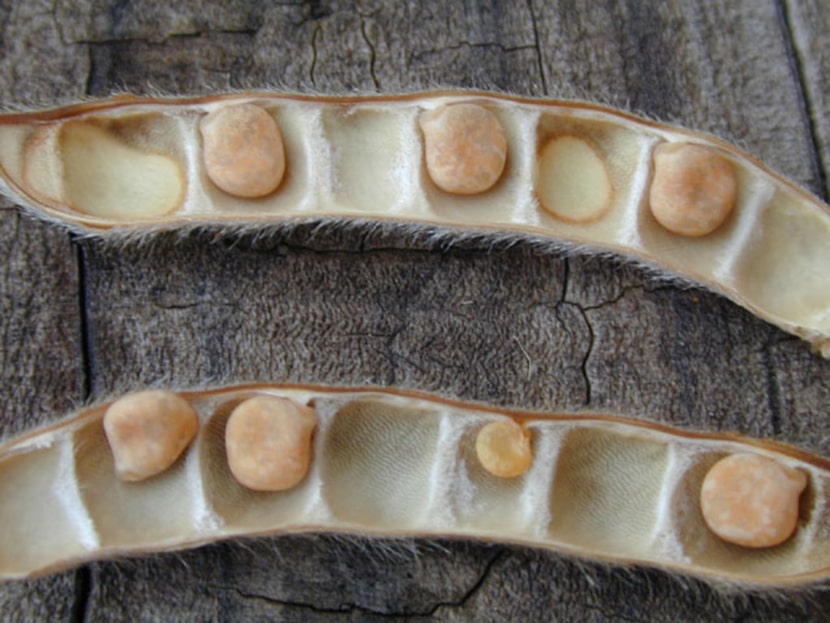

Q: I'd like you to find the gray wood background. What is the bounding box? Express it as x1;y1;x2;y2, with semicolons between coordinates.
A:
1;1;829;620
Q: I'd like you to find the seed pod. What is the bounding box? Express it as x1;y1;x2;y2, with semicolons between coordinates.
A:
0;383;827;587
1;92;828;354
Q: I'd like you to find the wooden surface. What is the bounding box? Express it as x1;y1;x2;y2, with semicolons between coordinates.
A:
1;1;830;620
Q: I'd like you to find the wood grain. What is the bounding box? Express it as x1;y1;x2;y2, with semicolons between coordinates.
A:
1;1;829;621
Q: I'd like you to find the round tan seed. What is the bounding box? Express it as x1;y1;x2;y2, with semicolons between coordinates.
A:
225;396;318;492
475;420;533;478
650;142;737;236
199;104;285;198
700;453;807;548
103;390;199;482
536;135;612;223
419;103;508;194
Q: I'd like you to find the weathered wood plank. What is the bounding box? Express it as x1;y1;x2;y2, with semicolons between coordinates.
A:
1;1;830;621
0;1;90;620
81;238;587;407
785;0;830;200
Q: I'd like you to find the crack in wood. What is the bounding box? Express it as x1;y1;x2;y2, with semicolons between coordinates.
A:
774;0;829;201
410;40;537;67
210;548;505;618
74;29;260;46
526;0;549;94
310;24;321;87
69;565;91;623
559;302;594;407
360;18;380;90
760;335;786;437
73;240;94;401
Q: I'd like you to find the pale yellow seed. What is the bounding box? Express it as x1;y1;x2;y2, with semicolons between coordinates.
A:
103;390;199;482
225;396;318;492
61;121;185;219
700;453;807;548
536;135;612;223
419;103;508;194
650;142;737;236
200;104;286;198
475;420;533;478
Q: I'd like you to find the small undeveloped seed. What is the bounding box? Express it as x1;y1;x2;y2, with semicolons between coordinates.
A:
103;390;199;482
537;135;612;223
200;104;286;198
700;453;807;548
650;142;737;236
419;103;508;194
225;396;318;491
475;420;533;478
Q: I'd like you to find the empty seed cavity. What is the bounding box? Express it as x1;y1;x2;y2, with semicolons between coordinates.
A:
536;135;612;223
3;383;830;584
650;142;737;236
700;453;807;548
200;104;286;199
419;103;508;195
103;390;199;482
475;420;533;478
225;395;318;491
